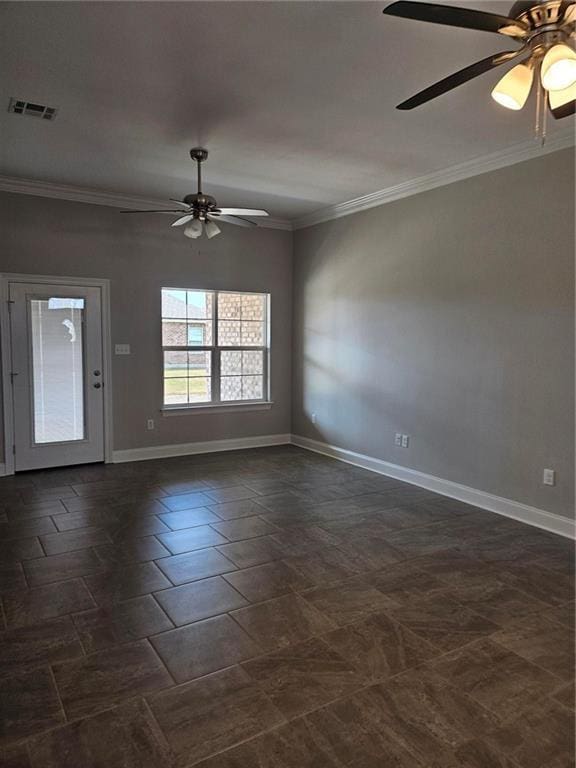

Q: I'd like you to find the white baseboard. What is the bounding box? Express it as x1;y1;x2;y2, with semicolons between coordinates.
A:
112;433;292;464
291;434;575;540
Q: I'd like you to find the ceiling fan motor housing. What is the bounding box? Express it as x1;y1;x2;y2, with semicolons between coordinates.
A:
183;193;217;208
510;0;572;27
189;148;209;163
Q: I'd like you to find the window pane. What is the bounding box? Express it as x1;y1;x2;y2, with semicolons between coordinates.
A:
31;298;85;444
221;350;263;376
187;291;213;320
220;374;264;402
241;293;266;322
162;289;187;319
218;320;241;346
188;351;211;377
164;351;211;380
164;375;211;404
242;350;263;375
162;320;187;346
242;375;263;400
164;377;188;405
162;320;212;347
220;376;243;402
164;350;188;377
221;350;242;375
188;377;211;403
241;321;265;346
218;293;241;319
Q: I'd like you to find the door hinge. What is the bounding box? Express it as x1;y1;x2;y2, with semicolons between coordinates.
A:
12;444;16;455
6;299;14;313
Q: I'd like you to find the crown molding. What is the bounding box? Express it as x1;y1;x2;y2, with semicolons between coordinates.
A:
0;175;293;231
293;130;575;230
1;130;574;233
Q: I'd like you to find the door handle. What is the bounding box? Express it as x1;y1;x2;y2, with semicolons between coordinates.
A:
93;382;102;389
94;370;101;377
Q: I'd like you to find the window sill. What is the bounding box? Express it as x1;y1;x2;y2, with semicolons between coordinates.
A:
161;401;274;416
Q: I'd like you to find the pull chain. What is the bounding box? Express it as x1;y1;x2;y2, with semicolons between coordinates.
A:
534;60;547;147
541;86;548;147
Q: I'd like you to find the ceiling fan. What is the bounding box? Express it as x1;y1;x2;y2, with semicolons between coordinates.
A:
122;148;269;239
383;1;576;120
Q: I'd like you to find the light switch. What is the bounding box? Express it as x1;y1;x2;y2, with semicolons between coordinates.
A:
115;344;131;355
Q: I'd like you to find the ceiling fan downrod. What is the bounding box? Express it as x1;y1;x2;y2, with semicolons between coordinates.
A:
190;147;208;196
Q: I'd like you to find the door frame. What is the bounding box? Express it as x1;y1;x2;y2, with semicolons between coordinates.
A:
0;273;113;475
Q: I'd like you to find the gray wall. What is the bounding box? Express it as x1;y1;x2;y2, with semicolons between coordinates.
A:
292;148;575;519
2;150;574;520
0;192;292;456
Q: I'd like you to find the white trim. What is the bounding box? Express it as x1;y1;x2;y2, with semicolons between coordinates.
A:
291;434;575;540
0;176;292;232
0;281;15;475
0;273;114;474
112;432;291;463
2;133;574;234
161;401;274;416
0;463;6;477
293;131;575;229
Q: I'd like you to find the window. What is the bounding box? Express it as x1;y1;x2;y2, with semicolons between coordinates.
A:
161;288;269;408
187;325;205;346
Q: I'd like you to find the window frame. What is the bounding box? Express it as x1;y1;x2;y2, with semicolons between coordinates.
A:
161;287;271;411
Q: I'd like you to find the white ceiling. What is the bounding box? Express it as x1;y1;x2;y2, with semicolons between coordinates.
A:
1;1;573;220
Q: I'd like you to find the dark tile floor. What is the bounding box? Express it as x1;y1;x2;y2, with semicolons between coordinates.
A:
0;445;574;767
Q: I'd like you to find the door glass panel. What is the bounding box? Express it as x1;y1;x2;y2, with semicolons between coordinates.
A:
30;297;86;444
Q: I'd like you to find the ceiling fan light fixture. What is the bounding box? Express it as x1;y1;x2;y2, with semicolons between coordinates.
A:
183;219;203;239
549;79;576;106
548;79;576;117
540;43;576;91
205;219;221;239
491;62;534;110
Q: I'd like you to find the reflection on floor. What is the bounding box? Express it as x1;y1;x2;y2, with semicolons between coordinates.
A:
0;445;574;766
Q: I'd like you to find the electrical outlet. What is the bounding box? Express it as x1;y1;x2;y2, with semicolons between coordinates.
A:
394;433;402;446
147;419;155;431
401;434;410;448
543;468;555;486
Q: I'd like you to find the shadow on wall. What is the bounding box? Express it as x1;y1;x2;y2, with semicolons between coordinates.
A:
292;156;575;517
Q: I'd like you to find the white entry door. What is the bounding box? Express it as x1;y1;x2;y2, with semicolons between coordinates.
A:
9;281;105;471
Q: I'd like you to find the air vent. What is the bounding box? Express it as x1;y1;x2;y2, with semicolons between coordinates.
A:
8;98;58;121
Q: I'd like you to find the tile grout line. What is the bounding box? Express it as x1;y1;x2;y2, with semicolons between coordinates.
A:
149;591;177;630
174;632;520;768
1;448;572;763
47;663;69;727
144;635;179;687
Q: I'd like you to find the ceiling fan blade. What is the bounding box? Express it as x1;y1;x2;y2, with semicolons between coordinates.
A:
397;49;527;110
121;209;188;214
170;199;192;209
383;1;528;37
560;1;576;24
210;214;257;228
171;214;195;227
211;208;269;217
